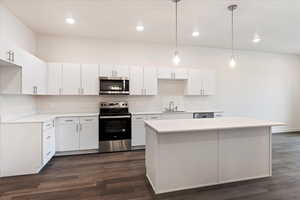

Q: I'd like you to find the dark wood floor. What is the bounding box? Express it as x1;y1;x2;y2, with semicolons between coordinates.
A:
1;132;300;200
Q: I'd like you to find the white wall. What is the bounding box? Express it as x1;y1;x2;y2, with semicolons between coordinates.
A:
36;35;300;132
0;4;37;121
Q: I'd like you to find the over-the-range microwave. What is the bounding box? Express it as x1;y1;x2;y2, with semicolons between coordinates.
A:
99;77;130;95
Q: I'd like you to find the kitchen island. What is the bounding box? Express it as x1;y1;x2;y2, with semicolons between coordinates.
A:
144;117;284;194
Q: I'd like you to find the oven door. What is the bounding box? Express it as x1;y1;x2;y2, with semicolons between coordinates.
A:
99;115;131;141
99;78;129;95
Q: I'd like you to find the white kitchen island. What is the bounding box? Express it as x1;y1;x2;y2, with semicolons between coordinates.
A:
144;117;284;194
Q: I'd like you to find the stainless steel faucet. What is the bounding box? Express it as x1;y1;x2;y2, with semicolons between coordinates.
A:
168;101;175;112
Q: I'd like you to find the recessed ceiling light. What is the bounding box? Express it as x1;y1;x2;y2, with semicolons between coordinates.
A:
136;25;144;32
252;33;261;43
192;31;200;37
65;17;75;25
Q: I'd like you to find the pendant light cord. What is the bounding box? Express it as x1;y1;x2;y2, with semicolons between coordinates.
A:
175;0;178;51
231;8;234;57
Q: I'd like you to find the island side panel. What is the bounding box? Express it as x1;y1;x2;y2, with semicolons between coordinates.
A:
219;127;271;184
145;125;159;193
156;130;219;194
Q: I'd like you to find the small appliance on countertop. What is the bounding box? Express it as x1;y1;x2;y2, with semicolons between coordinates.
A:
99;101;132;153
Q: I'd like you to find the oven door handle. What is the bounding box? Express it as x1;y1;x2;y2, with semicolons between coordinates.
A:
99;116;131;119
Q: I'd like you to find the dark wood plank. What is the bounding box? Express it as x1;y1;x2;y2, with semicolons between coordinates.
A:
0;133;300;200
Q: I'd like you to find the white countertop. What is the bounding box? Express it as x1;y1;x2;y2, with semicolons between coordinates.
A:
1;113;99;124
132;110;223;115
144;117;285;133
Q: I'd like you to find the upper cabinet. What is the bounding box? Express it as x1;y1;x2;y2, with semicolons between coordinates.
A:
158;67;188;80
47;63;62;95
185;69;216;96
22;51;47;95
99;64;129;78
61;63;81;95
47;63;99;96
130;66;157;96
81;64;99;95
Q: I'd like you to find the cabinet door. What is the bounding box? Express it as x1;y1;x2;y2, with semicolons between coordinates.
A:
129;66;143;95
115;65;129;77
99;64;113;77
185;69;202;95
21;50;35;95
47;63;62;95
35;58;47;95
56;118;79;152
132;115;147;146
79;117;99;150
143;67;158;95
62;63;81;95
158;67;172;79
174;68;188;80
81;64;99;95
202;69;216;96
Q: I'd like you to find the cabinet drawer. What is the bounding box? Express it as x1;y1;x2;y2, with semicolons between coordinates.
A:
79;116;98;124
147;115;161;120
57;117;78;124
43;120;54;130
133;115;147;121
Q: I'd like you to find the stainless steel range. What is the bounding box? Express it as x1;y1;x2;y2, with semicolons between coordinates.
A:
99;102;132;153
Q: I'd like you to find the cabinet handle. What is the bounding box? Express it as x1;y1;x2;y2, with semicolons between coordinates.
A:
7;51;11;61
12;52;15;62
85;119;93;122
46;151;51;156
65;120;74;122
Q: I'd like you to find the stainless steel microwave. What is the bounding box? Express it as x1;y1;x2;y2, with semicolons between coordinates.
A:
99;77;130;95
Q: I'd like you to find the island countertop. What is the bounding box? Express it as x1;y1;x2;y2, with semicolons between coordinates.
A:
144;117;285;133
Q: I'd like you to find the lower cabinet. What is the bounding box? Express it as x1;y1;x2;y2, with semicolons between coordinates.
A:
132;115;161;147
42;120;56;165
0;120;56;177
56;116;98;154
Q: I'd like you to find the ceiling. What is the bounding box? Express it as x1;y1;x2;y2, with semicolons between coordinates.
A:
2;0;300;55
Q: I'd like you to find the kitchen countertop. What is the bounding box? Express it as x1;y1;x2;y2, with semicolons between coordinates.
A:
144;117;285;133
132;110;223;115
1;113;99;124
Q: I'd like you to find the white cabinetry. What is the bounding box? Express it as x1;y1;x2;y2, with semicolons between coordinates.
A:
62;63;81;95
56;117;80;152
56;116;98;154
42;120;55;165
47;63;99;96
47;63;62;95
132;114;161;147
100;64;129;77
130;66;157;96
81;64;99;95
158;67;188;80
79;117;99;150
0;120;55;177
161;113;193;120
185;69;216;96
22;52;47;95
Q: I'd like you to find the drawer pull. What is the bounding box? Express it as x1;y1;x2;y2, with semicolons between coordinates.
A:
85;119;94;121
65;120;74;122
46;151;51;156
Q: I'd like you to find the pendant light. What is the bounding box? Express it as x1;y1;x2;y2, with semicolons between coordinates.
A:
172;0;181;65
228;4;238;68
